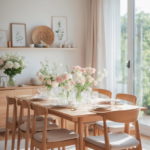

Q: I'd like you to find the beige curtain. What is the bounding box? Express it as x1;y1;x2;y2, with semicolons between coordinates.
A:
86;0;106;88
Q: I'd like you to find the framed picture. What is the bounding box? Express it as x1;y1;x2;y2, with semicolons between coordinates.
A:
0;30;7;47
11;23;27;47
0;76;7;86
52;16;68;44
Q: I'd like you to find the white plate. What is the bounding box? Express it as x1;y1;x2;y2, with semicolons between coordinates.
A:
32;96;48;100
52;104;71;108
96;105;112;110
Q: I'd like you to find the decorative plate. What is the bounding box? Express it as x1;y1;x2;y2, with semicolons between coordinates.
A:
32;26;54;46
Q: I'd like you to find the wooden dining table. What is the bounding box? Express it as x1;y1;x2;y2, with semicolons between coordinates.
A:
16;96;148;150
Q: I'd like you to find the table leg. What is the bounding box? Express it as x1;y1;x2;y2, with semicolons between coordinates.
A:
78;117;83;150
61;118;66;150
61;118;66;129
124;123;130;134
124;123;130;150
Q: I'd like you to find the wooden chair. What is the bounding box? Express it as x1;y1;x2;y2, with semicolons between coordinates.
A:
30;104;79;150
84;88;112;137
17;100;58;150
84;108;142;150
5;96;17;150
95;93;137;135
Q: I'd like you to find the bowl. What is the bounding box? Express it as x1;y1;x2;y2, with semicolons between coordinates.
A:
35;44;43;48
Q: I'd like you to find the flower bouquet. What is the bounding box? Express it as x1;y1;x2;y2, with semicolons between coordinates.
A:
0;53;28;86
72;66;108;102
37;58;62;96
55;72;74;101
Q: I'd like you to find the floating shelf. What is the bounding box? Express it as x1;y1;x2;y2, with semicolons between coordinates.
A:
0;47;78;51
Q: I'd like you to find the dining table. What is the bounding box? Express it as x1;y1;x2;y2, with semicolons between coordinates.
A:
16;95;148;150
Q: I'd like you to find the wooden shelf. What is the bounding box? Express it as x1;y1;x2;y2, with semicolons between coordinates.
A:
0;47;78;51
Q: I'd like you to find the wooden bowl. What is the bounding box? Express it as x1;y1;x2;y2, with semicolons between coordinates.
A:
32;26;54;46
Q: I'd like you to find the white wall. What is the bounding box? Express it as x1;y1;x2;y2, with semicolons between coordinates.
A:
0;0;86;85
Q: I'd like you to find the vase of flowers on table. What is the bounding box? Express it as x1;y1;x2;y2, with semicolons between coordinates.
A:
37;58;62;97
0;53;28;87
72;66;108;103
55;70;74;102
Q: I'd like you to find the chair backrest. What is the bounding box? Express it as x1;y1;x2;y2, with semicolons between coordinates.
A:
102;108;140;123
116;93;137;105
97;108;141;150
19;100;31;133
31;104;48;149
6;96;17;125
92;88;112;98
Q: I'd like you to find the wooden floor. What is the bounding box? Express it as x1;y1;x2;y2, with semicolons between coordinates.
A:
0;130;150;150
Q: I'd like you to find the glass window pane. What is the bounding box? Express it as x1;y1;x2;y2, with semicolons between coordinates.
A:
115;0;128;95
134;0;150;126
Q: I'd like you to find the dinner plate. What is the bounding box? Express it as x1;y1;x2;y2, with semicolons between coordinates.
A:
32;96;48;100
96;105;112;110
52;104;71;108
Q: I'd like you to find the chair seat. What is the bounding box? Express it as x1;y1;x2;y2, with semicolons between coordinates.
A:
33;128;79;143
19;120;58;132
7;115;43;124
96;121;135;132
84;132;139;150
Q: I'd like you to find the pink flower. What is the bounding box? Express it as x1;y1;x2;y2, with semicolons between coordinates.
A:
0;59;3;66
88;77;94;83
47;79;51;85
90;68;96;74
94;81;97;86
71;80;75;85
62;74;68;81
73;66;81;71
80;68;86;73
80;79;85;85
55;76;63;83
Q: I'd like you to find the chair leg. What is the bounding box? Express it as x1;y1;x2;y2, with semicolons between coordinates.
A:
30;141;34;150
75;139;79;150
85;125;88;137
17;131;21;150
94;124;97;136
75;123;78;133
4;127;9;150
83;141;86;150
25;136;29;150
98;129;104;135
11;125;16;150
58;147;61;150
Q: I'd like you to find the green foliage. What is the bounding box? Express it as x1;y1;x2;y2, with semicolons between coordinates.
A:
4;67;22;77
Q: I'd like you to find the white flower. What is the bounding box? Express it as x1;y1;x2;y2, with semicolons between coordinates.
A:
14;62;20;69
22;61;28;68
51;81;58;88
63;84;71;91
6;61;14;69
37;72;41;77
39;75;44;82
47;79;51;85
68;74;72;79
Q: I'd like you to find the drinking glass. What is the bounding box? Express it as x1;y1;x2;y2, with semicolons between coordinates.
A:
38;87;47;96
91;91;99;99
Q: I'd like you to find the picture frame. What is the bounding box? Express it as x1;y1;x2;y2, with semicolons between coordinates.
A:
0;76;7;86
0;30;7;47
51;16;68;44
11;23;27;47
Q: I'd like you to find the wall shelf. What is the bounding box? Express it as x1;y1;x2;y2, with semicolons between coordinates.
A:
0;47;78;51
